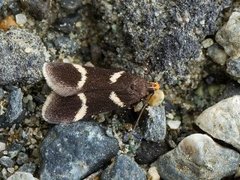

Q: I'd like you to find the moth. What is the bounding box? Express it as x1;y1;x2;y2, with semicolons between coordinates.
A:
42;62;162;124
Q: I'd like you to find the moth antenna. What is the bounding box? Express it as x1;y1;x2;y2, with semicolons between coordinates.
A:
133;93;154;130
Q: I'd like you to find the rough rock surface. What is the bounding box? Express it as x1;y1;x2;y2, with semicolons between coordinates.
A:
216;12;240;59
40;121;119;180
195;95;240;151
154;134;240;180
101;154;146;180
0;29;49;85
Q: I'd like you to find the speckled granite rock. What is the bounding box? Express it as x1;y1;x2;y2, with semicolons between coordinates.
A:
0;29;49;85
101;154;146;180
195;95;240;151
0;87;24;128
142;106;166;142
40;121;119;180
98;0;231;87
153;134;240;180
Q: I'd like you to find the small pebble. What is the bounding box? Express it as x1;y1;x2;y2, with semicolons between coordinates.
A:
16;152;28;165
18;163;36;174
0;142;6;152
0;88;4;99
15;14;27;25
167;120;181;129
207;44;227;65
101;155;146;180
226;58;240;78
147;166;160;180
7;167;15;173
202;38;214;48
0;156;14;167
143;106;166;142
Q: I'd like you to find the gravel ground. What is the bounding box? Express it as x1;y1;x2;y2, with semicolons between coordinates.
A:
0;0;240;179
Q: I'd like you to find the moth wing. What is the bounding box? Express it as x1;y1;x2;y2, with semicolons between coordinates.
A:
43;63;87;96
43;62;126;96
42;91;124;124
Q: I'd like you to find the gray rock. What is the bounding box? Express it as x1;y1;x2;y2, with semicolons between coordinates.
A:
54;13;81;34
0;29;49;85
195;95;240;151
142;106;166;142
100;0;231;86
53;36;79;55
7;172;37;180
20;0;50;21
153;134;240;180
101;154;146;180
59;0;82;11
227;58;240;78
40;121;119;180
207;43;227;65
16;152;29;165
8;142;23;158
135;140;169;164
18;163;36;174
0;156;14;168
0;87;24;128
216;12;240;59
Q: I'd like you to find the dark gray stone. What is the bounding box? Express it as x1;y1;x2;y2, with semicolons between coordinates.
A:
142;106;166;142
8;142;23;158
59;0;82;11
0;87;24;128
135;140;169;164
54;13;81;34
153;134;240;180
101;155;146;180
16;152;29;165
8;0;21;14
0;156;14;167
20;0;50;20
53;36;79;55
0;87;4;99
0;29;49;85
40;121;119;180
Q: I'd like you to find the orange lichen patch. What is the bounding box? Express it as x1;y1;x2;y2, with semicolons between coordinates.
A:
147;90;164;106
0;15;18;31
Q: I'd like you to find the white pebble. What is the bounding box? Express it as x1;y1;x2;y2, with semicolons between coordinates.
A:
0;142;6;152
15;14;27;25
148;166;160;180
167;120;181;129
202;38;214;48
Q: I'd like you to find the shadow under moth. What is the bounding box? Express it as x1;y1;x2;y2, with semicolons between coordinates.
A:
42;62;164;124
